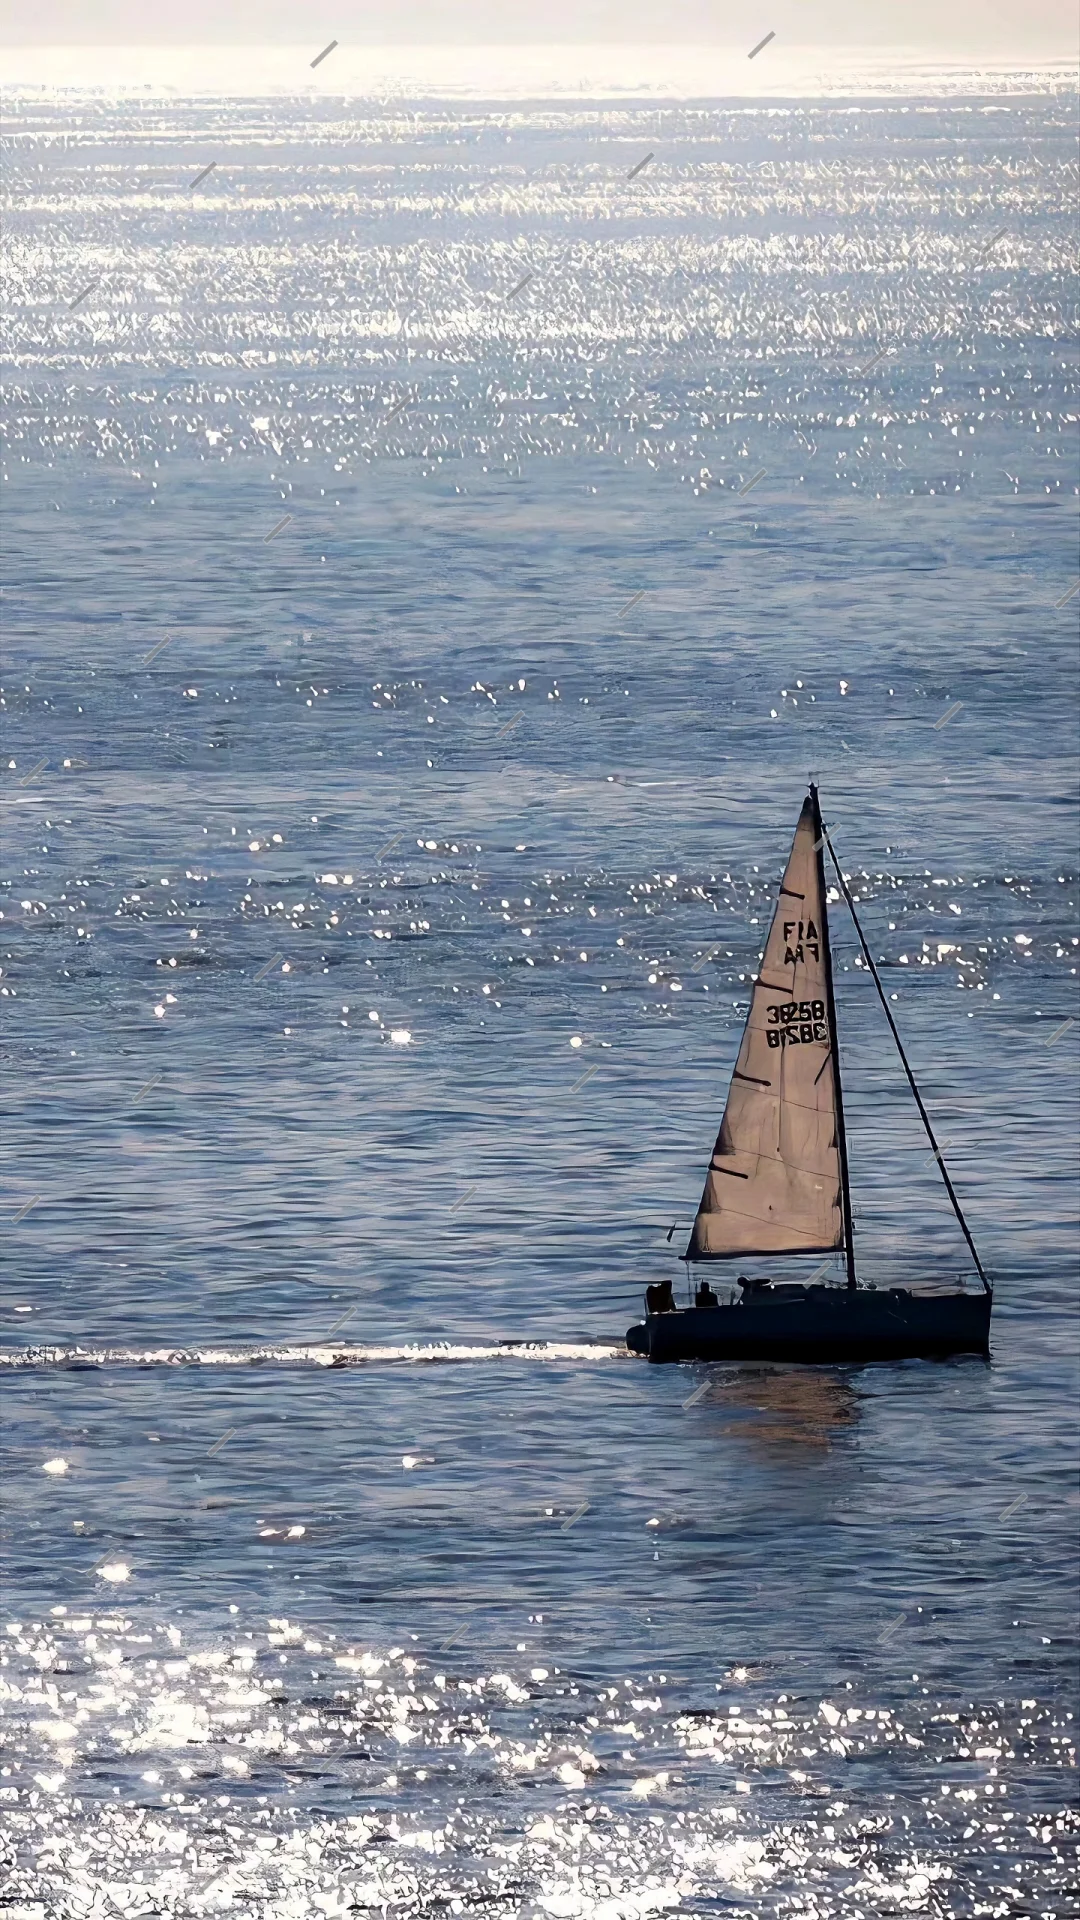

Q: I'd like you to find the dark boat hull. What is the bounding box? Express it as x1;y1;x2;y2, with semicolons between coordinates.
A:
626;1286;991;1363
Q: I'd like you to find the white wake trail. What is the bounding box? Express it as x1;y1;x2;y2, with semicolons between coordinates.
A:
0;1339;631;1371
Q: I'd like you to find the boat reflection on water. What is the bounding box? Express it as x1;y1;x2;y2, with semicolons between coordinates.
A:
696;1365;860;1451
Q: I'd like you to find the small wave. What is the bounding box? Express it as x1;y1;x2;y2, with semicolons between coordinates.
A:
0;1338;631;1372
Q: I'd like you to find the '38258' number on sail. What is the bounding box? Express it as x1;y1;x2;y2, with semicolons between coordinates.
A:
765;999;828;1048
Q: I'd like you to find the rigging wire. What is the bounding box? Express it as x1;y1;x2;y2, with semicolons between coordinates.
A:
823;827;992;1295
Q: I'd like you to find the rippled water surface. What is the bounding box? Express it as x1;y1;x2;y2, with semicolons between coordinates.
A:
1;72;1078;1918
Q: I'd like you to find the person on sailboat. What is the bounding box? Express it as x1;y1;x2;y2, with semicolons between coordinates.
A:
645;1279;676;1314
695;1280;719;1307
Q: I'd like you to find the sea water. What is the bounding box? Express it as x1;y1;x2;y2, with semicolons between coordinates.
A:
0;57;1077;1917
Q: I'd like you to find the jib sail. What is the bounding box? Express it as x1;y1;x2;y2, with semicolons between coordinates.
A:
684;787;852;1264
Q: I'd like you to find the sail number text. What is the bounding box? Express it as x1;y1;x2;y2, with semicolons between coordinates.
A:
766;999;828;1048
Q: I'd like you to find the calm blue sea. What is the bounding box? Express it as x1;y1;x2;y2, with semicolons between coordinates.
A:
1;73;1077;1918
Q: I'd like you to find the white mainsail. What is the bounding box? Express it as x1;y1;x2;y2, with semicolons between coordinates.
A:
684;792;847;1261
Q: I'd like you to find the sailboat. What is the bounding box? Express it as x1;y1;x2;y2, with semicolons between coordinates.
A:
626;785;993;1364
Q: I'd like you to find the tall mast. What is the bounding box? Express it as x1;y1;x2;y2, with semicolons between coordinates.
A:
810;784;857;1289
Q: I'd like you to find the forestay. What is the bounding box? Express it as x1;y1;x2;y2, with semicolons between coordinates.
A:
684;795;846;1261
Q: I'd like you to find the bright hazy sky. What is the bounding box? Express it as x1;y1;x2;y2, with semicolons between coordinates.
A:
3;0;1077;46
